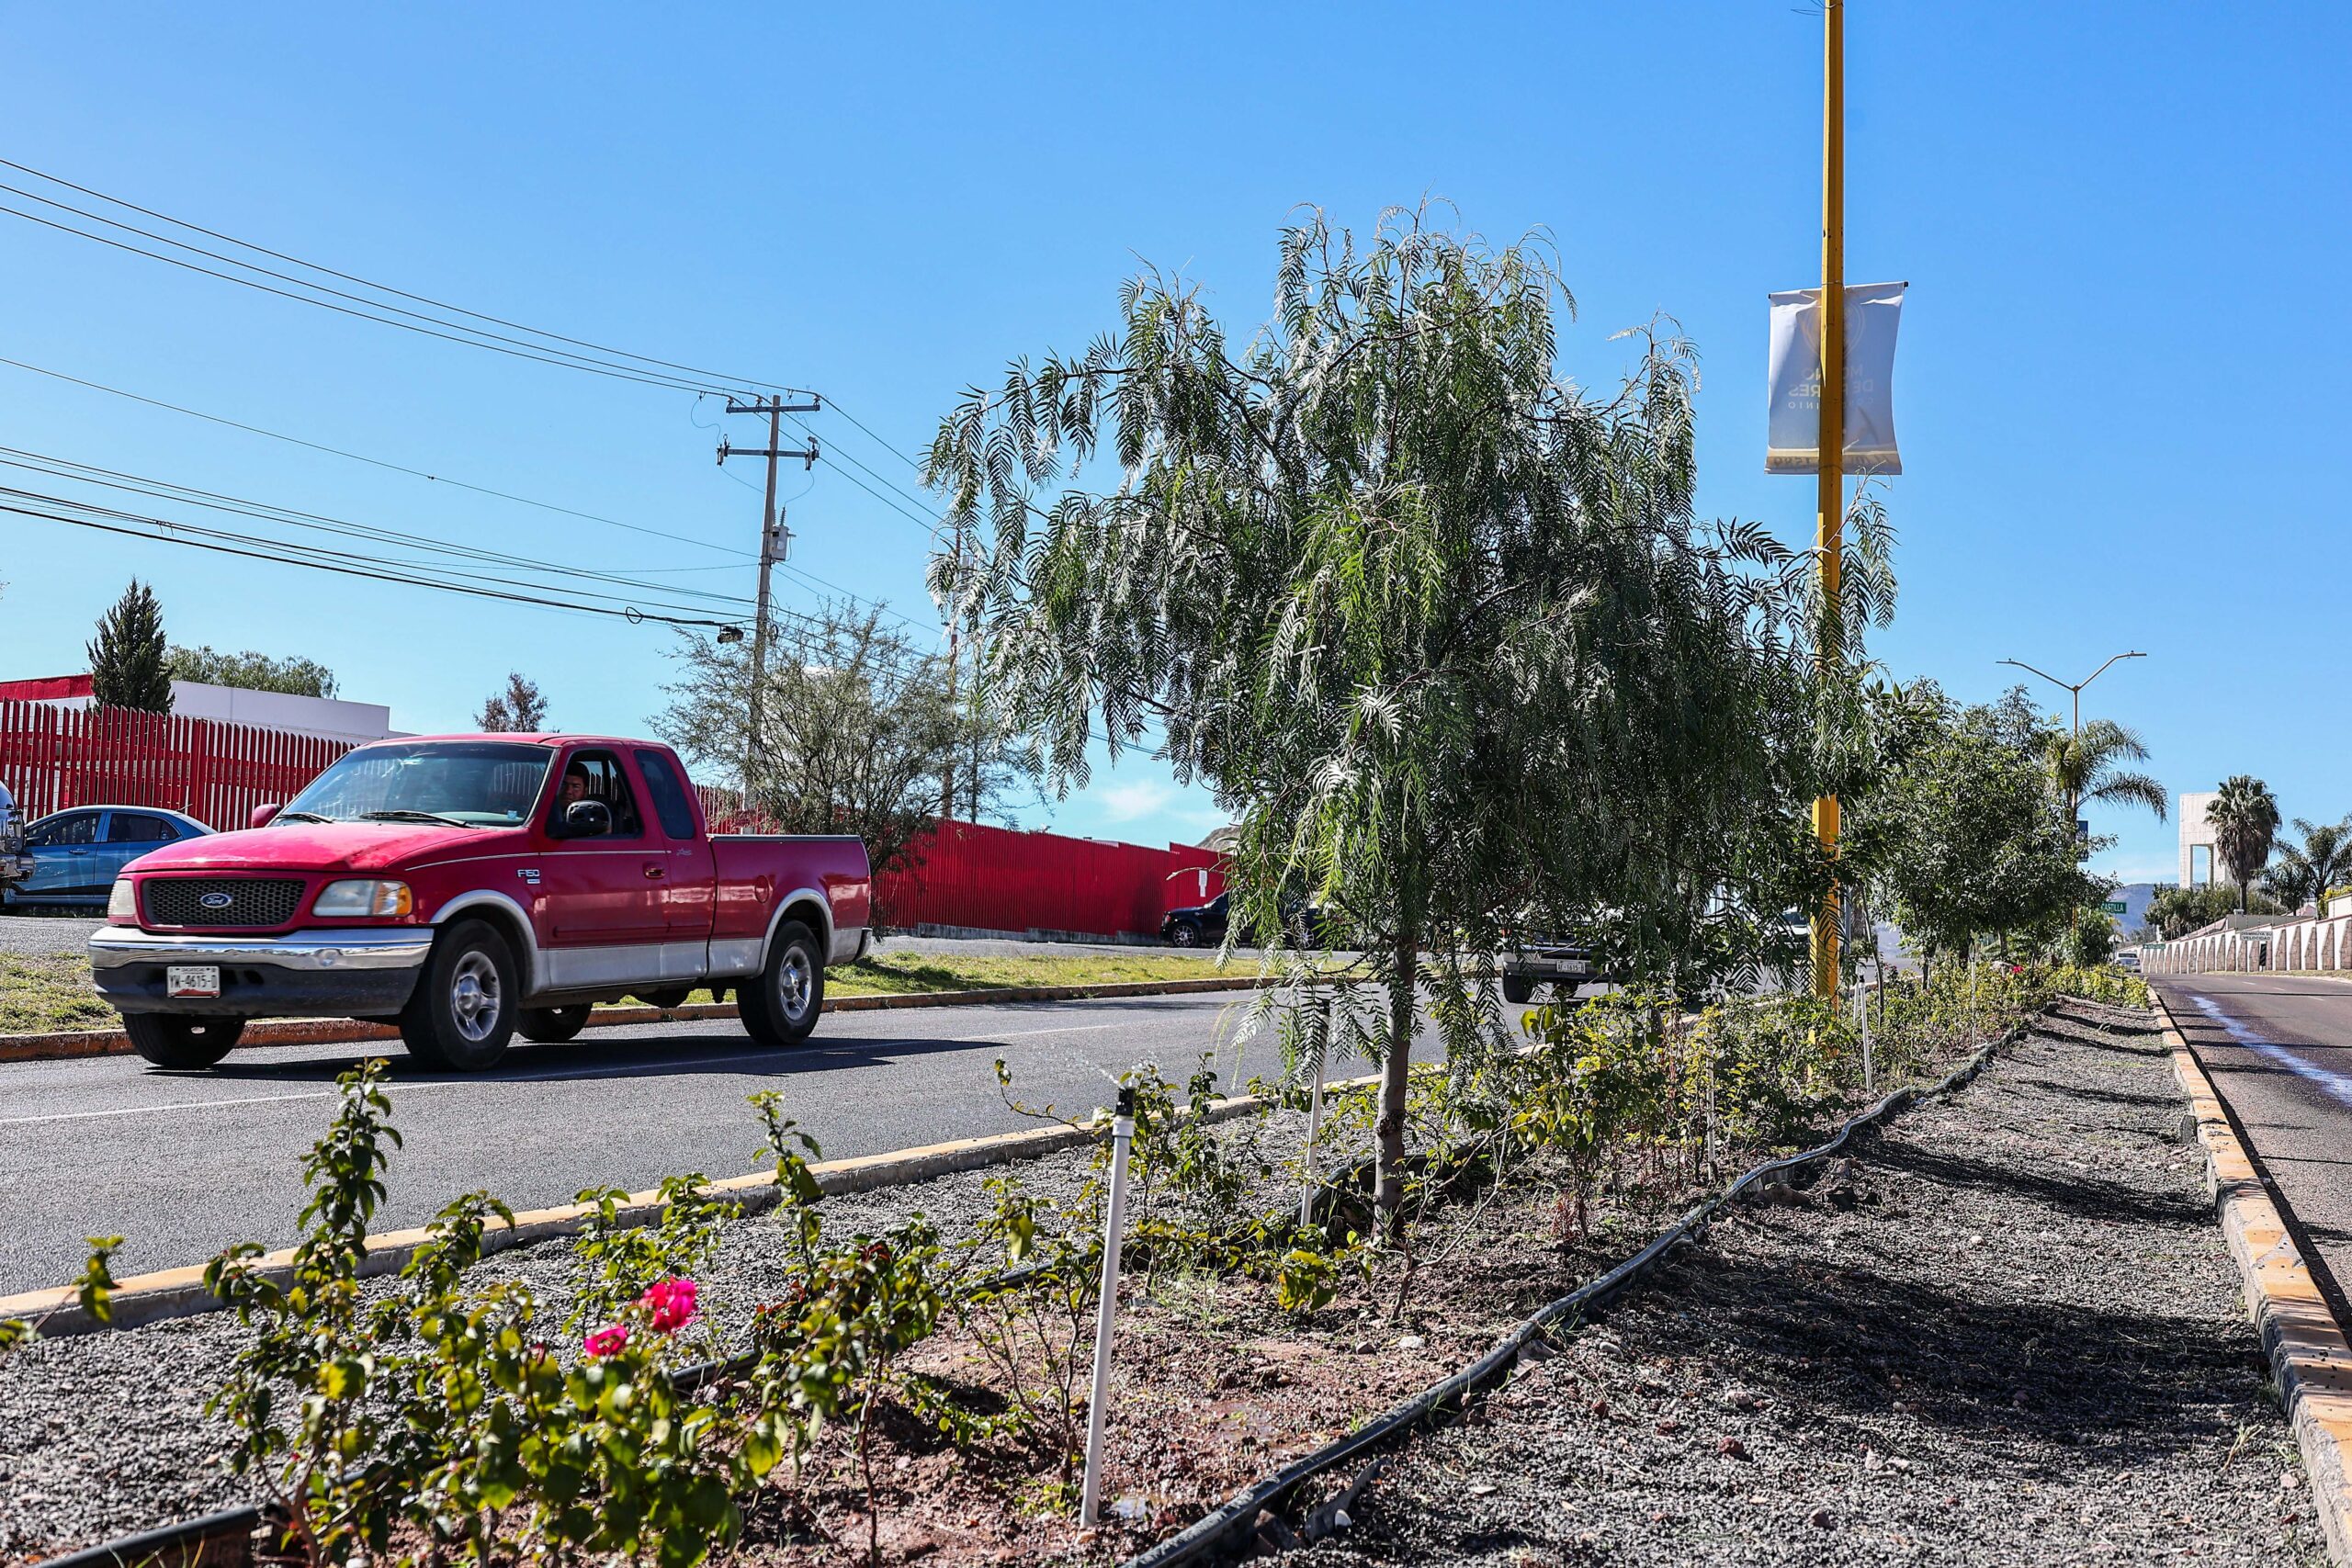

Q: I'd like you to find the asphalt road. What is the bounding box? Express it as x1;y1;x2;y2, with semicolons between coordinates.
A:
0;988;1393;1295
2152;972;2352;1322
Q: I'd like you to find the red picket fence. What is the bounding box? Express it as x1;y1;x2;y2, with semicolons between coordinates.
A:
0;700;355;829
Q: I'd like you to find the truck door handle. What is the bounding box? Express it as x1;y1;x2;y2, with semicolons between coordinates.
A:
643;864;666;880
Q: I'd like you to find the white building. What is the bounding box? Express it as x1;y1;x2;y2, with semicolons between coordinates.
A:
2178;790;2220;887
0;674;400;744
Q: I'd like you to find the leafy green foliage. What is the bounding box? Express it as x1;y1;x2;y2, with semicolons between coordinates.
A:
929;209;1878;1221
565;1175;736;1343
2265;817;2352;917
654;601;1037;889
475;671;548;732
2209;776;2282;912
2147;882;2275;938
0;1235;121;1365
1848;682;2106;964
166;644;338;698
87;578;172;712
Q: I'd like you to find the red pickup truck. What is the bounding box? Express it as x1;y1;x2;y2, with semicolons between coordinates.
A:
89;735;872;1072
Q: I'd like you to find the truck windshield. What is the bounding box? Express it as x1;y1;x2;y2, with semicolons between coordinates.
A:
279;742;552;828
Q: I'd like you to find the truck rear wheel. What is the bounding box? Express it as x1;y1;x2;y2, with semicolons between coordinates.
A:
1501;973;1536;1005
517;1003;593;1043
400;919;518;1071
740;920;824;1046
123;1013;244;1070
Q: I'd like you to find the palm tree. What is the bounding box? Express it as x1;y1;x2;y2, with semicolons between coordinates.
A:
2208;776;2282;913
2042;718;2167;829
2264;817;2352;917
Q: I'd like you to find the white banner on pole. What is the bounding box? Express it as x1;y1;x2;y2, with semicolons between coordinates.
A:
1766;281;1905;475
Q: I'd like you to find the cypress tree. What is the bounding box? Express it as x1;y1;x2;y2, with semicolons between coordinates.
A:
87;580;174;713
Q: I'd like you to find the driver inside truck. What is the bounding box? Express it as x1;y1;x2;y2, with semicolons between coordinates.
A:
557;762;609;836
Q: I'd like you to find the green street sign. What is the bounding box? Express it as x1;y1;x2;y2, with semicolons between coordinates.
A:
2101;900;2127;915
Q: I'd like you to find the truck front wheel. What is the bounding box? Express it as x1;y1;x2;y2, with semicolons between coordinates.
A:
401;919;518;1071
741;920;825;1046
123;1013;244;1070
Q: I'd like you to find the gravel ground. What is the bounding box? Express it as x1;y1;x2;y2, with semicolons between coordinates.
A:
1283;1003;2324;1567
0;1101;1322;1561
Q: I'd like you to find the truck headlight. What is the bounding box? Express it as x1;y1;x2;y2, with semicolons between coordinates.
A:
107;878;137;922
313;879;413;918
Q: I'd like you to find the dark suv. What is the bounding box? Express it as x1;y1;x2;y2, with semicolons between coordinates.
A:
1161;891;1230;947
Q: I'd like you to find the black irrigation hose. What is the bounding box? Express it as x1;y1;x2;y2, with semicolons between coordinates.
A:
36;1506;267;1568
1120;1020;2032;1568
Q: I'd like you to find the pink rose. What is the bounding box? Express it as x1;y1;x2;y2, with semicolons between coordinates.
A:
584;1323;630;1358
639;1277;699;1334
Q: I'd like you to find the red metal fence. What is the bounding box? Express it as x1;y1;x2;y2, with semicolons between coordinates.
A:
0;700;354;829
876;818;1223;940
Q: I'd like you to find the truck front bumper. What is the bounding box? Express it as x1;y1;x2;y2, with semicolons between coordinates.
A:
89;926;432;1018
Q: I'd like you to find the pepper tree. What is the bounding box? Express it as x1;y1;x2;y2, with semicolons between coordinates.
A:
927;209;1857;1225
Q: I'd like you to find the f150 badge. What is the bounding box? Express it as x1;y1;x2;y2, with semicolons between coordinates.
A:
517;868;541;886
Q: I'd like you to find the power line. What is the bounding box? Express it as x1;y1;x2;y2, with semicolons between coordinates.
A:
0;198;738;395
0;355;752;560
0;447;760;616
0;157;820;400
2;491;738;628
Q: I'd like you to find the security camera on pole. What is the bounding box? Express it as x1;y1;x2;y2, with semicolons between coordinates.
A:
1765;0;1906;999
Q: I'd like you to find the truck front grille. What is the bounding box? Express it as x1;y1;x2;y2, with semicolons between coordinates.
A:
144;877;307;929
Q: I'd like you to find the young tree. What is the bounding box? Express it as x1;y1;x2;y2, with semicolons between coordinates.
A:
652;603;1034;911
476;673;548;733
1848;684;2101;969
2264;817;2352;917
86;580;173;713
166;645;339;698
927;209;1851;1225
2208;776;2280;913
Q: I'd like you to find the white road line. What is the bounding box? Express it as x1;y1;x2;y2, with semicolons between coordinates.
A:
0;1026;1136;1127
2188;992;2352;1111
0;1089;345;1128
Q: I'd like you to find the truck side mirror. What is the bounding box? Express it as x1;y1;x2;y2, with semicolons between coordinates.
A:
560;799;614;839
249;803;282;829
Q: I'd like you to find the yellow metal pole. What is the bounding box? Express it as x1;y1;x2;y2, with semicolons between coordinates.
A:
1810;0;1846;999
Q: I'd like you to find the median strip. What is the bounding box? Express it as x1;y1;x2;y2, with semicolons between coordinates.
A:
0;974;1282;1065
0;1061;1381;1340
2158;990;2352;1567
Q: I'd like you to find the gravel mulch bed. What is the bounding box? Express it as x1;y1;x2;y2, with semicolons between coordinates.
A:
1280;1003;2324;1567
0;1104;1316;1562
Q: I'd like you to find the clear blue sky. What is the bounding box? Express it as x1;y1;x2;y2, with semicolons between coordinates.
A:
2;2;2345;880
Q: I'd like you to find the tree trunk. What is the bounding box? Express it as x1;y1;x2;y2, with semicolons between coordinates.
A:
1374;927;1419;1235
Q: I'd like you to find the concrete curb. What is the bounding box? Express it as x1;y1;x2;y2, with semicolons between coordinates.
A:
0;1066;1386;1341
0;975;1281;1065
2156;991;2352;1567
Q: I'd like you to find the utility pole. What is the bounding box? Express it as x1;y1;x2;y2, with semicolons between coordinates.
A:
718;396;820;808
1810;0;1847;1000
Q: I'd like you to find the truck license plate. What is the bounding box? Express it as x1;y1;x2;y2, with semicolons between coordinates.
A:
166;964;220;998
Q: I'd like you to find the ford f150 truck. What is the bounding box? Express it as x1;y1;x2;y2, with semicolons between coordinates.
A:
89;735;872;1072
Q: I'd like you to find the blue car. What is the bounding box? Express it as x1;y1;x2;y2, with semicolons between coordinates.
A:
3;806;212;908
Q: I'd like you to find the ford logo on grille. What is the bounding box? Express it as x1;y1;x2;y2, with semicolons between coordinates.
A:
198;891;234;910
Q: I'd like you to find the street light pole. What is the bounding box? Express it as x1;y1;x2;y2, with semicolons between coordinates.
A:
1809;0;1847;1001
1999;650;2147;740
1999;651;2147;900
